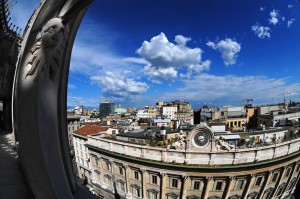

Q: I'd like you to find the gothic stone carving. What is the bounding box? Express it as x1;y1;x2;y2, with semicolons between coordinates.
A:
25;18;69;82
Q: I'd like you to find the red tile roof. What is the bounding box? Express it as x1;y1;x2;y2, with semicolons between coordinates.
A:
74;125;109;136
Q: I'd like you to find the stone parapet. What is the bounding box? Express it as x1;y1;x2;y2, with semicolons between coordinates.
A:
87;136;300;166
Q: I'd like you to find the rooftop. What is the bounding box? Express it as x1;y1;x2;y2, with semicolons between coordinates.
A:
74;125;109;137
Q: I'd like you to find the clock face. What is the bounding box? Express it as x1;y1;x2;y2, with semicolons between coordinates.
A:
194;132;209;146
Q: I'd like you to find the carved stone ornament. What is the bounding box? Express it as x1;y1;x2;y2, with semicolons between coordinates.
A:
25;18;69;82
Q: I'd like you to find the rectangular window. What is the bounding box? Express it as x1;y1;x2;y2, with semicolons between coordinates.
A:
119;182;125;192
171;179;178;188
255;176;263;186
134;171;139;180
296;164;300;172
95;158;99;166
150;192;158;199
272;173;279;183
105;162;110;170
238;121;241;127
215;181;223;191
135;188;141;197
194;181;200;190
236;180;244;190
119;167;123;175
152;175;157;184
285;168;292;178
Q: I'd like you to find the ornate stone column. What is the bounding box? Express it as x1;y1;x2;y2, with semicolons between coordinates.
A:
181;175;189;199
282;162;298;197
242;174;256;198
202;177;213;199
257;171;273;199
269;166;286;198
125;164;132;198
223;176;235;199
141;169;148;199
160;173;167;199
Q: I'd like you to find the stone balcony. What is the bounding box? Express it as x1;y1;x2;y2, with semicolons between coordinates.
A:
86;135;300;166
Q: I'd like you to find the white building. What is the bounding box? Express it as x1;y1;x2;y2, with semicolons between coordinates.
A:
162;106;177;120
136;109;149;119
72;125;109;184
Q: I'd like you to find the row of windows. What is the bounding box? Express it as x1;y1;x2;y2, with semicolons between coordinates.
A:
228;120;246;128
98;173;297;199
93;156;300;193
68;125;80;133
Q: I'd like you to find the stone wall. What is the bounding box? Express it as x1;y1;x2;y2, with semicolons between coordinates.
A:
87;136;300;166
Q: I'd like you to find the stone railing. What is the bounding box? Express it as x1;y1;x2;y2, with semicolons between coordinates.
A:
87;136;300;166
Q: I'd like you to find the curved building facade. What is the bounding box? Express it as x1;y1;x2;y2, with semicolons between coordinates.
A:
85;126;300;199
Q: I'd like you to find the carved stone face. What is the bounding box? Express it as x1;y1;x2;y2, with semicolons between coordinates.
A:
42;18;66;50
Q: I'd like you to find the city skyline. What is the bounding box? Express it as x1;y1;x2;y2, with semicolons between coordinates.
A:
11;0;300;108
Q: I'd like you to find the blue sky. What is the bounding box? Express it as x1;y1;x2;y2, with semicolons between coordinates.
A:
11;0;300;108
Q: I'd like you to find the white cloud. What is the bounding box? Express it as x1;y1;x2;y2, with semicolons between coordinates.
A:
90;71;149;99
288;5;293;9
260;7;265;11
174;35;191;46
206;39;241;66
269;9;279;25
251;23;271;39
122;57;149;65
161;74;300;104
137;32;210;82
287;18;296;28
144;65;177;84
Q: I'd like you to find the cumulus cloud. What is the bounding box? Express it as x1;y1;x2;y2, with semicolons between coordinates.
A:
206;39;241;66
161;74;300;104
251;23;271;39
137;32;210;82
144;65;178;83
90;71;149;98
260;7;265;11
269;9;279;25
287;18;296;28
288;5;293;9
174;35;191;46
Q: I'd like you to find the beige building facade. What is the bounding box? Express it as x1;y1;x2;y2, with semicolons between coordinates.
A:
85;126;300;199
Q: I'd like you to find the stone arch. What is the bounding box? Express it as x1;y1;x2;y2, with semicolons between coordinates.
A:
12;0;93;198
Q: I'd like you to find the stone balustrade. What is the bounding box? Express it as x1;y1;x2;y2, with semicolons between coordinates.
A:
87;136;300;166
